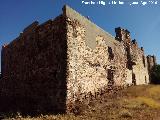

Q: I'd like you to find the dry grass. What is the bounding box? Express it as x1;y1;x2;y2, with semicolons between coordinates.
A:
2;85;160;120
148;85;160;100
122;97;160;109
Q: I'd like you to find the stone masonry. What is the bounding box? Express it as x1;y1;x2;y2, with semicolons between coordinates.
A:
0;5;156;114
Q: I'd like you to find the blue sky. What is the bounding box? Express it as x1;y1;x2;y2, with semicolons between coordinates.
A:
0;0;160;70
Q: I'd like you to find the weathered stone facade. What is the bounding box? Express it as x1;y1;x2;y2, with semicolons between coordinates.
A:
0;5;156;114
147;55;157;73
0;15;68;114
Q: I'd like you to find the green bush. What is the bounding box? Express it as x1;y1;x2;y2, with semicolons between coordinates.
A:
151;64;160;84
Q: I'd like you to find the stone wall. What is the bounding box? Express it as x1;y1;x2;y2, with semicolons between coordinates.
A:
0;5;156;114
147;55;157;73
63;5;150;109
147;55;157;82
0;14;67;114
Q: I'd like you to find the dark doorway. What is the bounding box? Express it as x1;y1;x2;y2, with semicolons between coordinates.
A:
145;76;147;83
108;47;114;61
126;47;132;70
143;55;146;67
132;73;136;85
107;69;114;90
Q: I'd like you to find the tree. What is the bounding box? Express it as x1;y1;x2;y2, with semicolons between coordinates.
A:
151;64;160;84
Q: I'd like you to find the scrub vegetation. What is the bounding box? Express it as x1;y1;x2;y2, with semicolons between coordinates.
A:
3;85;160;120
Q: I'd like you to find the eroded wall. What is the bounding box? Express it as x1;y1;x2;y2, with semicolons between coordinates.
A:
0;15;67;114
0;5;154;114
64;5;150;108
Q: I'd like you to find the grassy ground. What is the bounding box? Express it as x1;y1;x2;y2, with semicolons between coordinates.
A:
3;85;160;120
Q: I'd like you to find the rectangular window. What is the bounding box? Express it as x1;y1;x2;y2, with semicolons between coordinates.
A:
145;76;147;83
108;47;114;60
143;55;146;67
132;73;136;85
126;47;132;70
107;69;114;81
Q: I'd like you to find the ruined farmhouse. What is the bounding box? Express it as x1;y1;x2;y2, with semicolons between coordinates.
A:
0;5;156;114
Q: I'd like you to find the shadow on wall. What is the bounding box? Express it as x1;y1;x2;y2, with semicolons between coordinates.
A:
0;15;68;116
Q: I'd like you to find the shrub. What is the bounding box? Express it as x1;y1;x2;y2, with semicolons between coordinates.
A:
151;64;160;84
119;109;132;118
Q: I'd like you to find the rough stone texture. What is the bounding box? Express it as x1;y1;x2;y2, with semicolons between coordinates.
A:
147;55;157;82
147;55;157;72
0;5;156;114
64;6;151;110
0;15;67;114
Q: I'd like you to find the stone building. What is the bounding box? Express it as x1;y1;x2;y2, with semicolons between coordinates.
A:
0;5;156;114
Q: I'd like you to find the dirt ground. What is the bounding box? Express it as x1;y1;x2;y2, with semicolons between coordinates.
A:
2;85;160;120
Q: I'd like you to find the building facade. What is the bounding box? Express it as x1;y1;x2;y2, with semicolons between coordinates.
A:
0;5;156;114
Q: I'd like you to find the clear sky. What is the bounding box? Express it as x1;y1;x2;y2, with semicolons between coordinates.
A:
0;0;160;71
